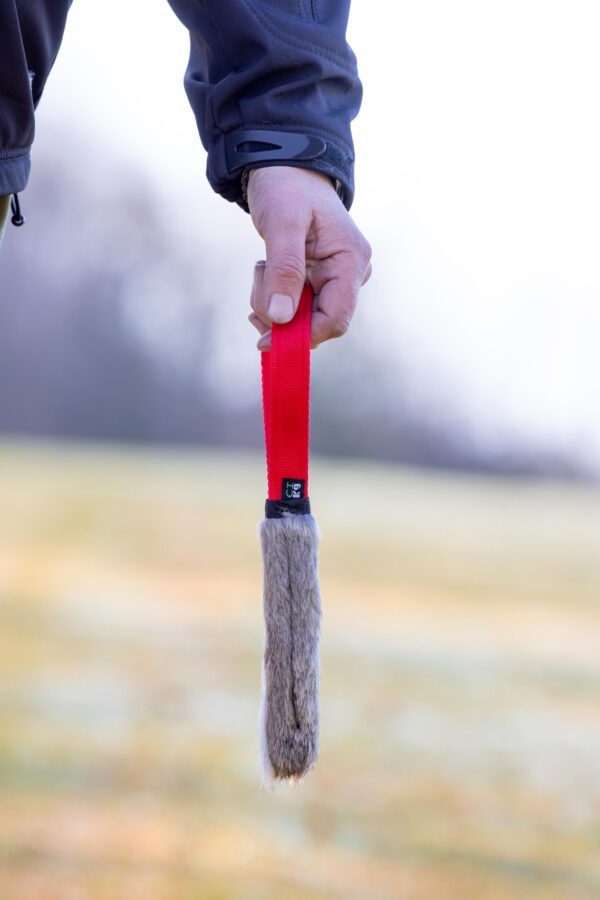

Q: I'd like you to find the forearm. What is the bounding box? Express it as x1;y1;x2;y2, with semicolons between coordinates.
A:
0;0;72;194
165;0;362;210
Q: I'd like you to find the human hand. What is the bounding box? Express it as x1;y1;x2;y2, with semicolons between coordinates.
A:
247;166;372;350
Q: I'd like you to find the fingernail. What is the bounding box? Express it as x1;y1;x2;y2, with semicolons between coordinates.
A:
257;332;271;351
268;293;294;324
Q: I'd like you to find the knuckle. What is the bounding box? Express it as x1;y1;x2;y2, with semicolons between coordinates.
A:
251;294;269;318
270;253;305;283
343;233;372;269
328;316;350;339
350;234;372;264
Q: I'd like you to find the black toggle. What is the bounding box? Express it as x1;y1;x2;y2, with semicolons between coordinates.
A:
10;193;25;227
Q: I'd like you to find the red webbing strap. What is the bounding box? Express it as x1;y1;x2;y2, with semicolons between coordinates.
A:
261;282;312;501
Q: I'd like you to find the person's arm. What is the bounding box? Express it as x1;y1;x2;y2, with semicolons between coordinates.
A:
166;0;362;211
0;0;72;196
166;0;372;347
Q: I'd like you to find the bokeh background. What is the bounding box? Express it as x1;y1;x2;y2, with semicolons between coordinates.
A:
1;1;599;898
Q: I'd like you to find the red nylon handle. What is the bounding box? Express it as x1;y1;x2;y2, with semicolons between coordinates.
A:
261;283;312;501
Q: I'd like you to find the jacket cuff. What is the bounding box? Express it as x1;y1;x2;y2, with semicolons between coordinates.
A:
0;151;31;195
207;128;355;213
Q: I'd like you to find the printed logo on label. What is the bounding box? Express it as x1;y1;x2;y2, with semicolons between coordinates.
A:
282;478;305;500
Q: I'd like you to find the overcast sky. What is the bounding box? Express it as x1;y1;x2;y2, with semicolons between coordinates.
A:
35;0;600;471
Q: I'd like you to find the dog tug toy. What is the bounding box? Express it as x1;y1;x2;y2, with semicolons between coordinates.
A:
258;281;322;785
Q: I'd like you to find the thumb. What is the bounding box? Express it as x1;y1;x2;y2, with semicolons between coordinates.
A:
262;221;307;324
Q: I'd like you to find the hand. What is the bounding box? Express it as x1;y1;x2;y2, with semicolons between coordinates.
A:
247;166;372;350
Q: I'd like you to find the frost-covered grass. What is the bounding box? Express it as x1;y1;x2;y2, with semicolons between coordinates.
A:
1;439;599;899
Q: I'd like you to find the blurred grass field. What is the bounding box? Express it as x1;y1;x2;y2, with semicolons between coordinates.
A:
0;439;599;900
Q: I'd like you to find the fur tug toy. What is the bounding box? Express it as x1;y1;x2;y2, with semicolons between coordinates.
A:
258;282;322;785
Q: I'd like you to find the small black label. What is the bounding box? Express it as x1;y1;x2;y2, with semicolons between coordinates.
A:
282;478;305;500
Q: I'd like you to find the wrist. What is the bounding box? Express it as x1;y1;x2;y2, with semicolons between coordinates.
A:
242;165;343;210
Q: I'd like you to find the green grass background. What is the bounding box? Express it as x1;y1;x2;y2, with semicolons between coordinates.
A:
1;440;599;899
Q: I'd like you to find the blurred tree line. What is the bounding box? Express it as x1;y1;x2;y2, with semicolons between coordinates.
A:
0;139;579;477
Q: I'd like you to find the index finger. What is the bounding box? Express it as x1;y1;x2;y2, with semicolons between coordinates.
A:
307;251;365;347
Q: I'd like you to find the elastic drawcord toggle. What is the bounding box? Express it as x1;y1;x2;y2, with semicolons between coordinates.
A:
11;193;25;227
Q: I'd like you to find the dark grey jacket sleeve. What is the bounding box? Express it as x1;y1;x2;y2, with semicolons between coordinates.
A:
166;0;362;210
1;1;361;209
0;0;72;195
